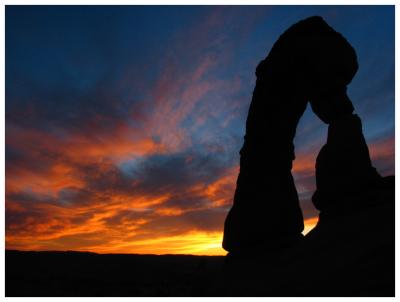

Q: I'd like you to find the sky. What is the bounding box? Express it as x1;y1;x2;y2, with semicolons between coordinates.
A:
5;5;394;255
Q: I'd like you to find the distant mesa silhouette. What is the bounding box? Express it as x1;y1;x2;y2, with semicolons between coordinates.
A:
222;15;394;296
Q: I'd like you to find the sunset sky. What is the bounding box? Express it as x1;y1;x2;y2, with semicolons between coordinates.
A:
5;5;394;255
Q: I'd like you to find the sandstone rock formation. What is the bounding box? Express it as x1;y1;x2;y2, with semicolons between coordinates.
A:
223;16;359;253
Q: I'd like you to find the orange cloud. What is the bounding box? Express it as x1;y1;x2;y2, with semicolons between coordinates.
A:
369;137;395;169
203;165;239;207
293;150;317;175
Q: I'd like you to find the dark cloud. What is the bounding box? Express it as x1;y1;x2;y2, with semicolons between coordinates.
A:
125;149;233;195
299;199;319;221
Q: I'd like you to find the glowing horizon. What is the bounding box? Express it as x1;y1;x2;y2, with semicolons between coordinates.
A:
6;217;319;256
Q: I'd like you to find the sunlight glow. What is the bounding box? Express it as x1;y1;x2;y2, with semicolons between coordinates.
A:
92;231;227;256
303;216;319;235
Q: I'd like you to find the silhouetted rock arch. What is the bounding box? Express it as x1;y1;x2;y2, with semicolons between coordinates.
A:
223;16;365;253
